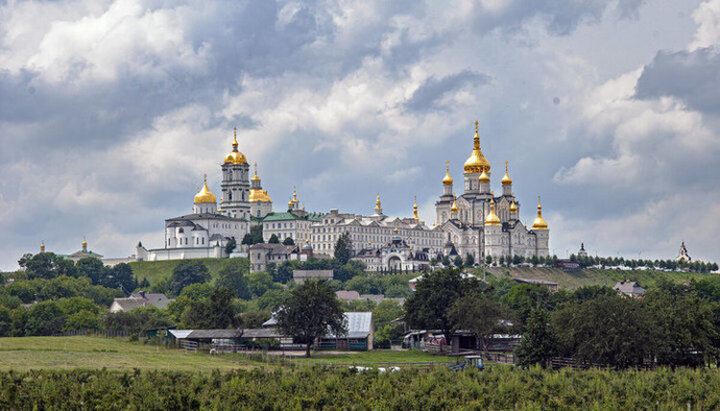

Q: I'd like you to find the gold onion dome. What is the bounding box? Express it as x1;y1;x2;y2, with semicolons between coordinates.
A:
194;175;217;203
288;199;294;209
442;160;454;185
251;166;261;182
478;169;490;183
464;121;491;173
532;196;549;230
413;196;419;220
501;161;512;186
450;196;459;213
485;199;501;226
223;128;248;165
249;189;271;202
292;187;299;204
510;200;517;213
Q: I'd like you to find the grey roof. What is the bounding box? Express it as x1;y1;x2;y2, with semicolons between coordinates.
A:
513;278;558;286
167;213;248;222
326;312;373;339
241;328;284;338
613;281;646;296
335;290;360;301
129;292;172;309
186;329;245;339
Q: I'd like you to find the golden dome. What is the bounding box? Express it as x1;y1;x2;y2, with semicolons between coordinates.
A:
501;161;512;186
443;160;454;185
251;163;261;182
194;176;217;203
532;196;548;230
82;239;87;248
485;199;501;226
478;169;490;183
223;128;248;165
292;187;299;204
464;121;490;174
249;188;271;203
40;242;45;252
450;196;458;213
288;199;294;209
510;200;517;213
375;193;383;213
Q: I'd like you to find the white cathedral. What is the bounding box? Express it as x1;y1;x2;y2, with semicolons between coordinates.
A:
136;129;270;261
434;121;550;262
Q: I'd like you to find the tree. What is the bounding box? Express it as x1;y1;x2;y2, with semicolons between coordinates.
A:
274;261;299;284
7;281;37;303
76;257;107;284
453;255;464;268
25;301;65;336
63;310;100;332
282;237;295;246
276;280;347;357
247;271;278;298
441;255;451;267
464;253;475;267
181;287;239;329
448;294;508;353
404;268;480;347
515;307;558;368
102;306;174;335
430;258;438;268
372;300;404;327
268;234;280;244
225;238;237;255
486;255;492;265
216;261;250;299
0;306;12;337
101;263;136;294
170;260;210;296
334;232;352;265
21;253;77;279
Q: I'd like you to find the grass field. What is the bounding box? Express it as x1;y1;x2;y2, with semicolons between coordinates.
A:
0;336;245;371
0;336;450;371
485;266;717;289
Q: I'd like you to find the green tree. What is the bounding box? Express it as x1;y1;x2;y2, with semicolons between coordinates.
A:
85;285;124;306
39;276;92;301
179;283;215;300
56;297;99;316
25;301;65;336
64;310;100;332
372;300;404;327
453;255;464;268
101;263;136;294
334;232;352;265
274;261;299;284
448;294;508;353
282;237;295;245
404;268;480;346
268;234;280;244
486;255;492;265
102;306;174;336
225;238;237;255
515;307;558;368
464;253;475;267
75;257;107;285
441;255;451;267
215;262;250;299
170;260;210;296
246;271;277;298
276;280;347;357
181;287;239;329
0;306;11;337
20;252;77;279
7;281;37;303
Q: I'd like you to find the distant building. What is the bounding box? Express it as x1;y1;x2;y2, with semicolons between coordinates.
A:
65;239;104;263
578;242;588;258
613;280;646;297
110;292;172;313
512;278;559;292
249;243;297;272
293;270;333;284
352;228;432;272
556;259;580;270
677;241;692;263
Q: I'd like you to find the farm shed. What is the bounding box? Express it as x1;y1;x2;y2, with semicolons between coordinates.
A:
319;312;374;351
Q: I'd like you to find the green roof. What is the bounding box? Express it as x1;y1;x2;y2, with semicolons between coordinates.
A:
261;212;306;222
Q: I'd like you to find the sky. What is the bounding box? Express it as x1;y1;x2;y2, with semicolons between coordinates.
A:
1;0;719;271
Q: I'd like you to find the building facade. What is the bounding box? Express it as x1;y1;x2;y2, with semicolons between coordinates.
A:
434;122;550;261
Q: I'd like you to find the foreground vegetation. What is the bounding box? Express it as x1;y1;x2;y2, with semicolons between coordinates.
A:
2;366;720;409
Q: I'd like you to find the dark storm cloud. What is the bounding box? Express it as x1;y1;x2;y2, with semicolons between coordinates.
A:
635;47;720;112
404;70;490;112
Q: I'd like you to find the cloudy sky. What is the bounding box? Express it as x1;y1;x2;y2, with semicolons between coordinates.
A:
1;0;719;270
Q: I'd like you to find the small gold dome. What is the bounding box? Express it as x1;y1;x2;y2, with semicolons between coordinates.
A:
532;197;548;230
249;188;271;202
501;161;512;186
40;242;45;252
510;200;517;213
194;176;217;204
413;195;419;220
450;196;459;213
251;166;261;182
224;128;248;165
464;121;491;174
288;199;294;209
485;199;501;226
82;239;87;248
443;160;454;185
478;169;490;183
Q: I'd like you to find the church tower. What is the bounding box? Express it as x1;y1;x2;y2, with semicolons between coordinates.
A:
249;163;272;219
463;121;491;194
220;128;251;219
531;196;550;257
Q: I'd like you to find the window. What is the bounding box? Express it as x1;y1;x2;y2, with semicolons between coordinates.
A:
229;192;232;200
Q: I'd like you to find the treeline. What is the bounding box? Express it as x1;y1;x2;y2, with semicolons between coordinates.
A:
406;268;720;369
3;367;720;409
569;254;718;273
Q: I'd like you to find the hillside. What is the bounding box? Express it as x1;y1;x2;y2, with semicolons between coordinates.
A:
484;266;717;289
129;258;248;285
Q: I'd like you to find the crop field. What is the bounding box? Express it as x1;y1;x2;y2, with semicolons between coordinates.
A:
2;366;720;409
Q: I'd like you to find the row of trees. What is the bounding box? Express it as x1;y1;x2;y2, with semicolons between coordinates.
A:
569;254;718;273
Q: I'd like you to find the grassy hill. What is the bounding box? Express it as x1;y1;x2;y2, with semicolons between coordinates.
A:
0;336;245;372
484;266;717;289
129;258;248;285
